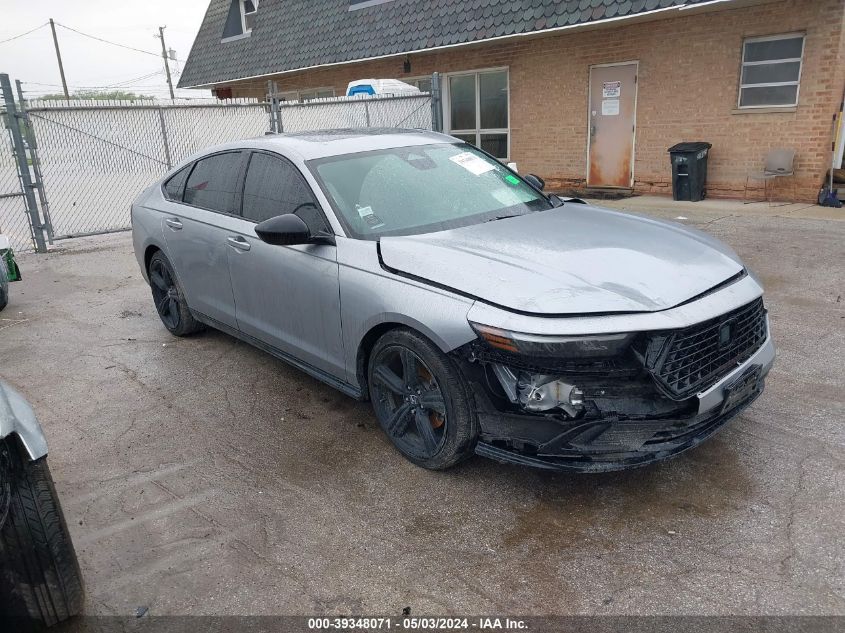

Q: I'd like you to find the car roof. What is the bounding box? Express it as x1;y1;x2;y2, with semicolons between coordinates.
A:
206;128;459;162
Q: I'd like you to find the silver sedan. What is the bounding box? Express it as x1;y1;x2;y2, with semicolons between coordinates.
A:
131;129;775;472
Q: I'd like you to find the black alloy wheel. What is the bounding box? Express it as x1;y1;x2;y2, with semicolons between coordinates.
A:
371;346;448;459
149;256;180;330
147;251;203;337
367;328;478;470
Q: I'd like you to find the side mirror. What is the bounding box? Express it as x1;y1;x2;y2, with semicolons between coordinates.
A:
524;174;545;191
255;214;312;246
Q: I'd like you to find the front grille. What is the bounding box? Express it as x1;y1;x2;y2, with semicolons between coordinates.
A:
650;298;767;399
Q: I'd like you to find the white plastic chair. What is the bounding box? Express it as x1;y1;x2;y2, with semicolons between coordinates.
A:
744;148;796;205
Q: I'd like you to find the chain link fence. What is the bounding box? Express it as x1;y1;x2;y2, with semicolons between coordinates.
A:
1;77;45;253
27;102;269;240
0;123;33;254
271;93;435;134
2;72;442;251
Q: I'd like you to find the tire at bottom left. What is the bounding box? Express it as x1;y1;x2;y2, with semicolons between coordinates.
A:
0;437;84;628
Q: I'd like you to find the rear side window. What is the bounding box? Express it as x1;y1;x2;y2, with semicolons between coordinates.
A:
242;152;327;232
184;152;243;214
163;166;190;201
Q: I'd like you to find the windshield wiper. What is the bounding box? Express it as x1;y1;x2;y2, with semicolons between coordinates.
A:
484;214;521;223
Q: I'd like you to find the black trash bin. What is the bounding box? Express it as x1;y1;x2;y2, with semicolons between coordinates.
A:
668;142;712;202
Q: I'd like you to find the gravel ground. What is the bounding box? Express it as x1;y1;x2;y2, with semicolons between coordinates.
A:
0;201;842;617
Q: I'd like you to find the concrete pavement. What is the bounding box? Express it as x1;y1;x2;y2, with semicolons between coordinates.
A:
0;201;842;616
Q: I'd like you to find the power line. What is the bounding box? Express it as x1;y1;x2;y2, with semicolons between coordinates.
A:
54;21;179;60
102;70;165;88
0;22;48;45
22;70;164;91
23;67;162;87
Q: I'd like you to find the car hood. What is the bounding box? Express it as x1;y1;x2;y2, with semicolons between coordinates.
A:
379;205;745;315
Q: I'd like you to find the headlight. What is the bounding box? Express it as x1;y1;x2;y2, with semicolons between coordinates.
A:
470;322;634;358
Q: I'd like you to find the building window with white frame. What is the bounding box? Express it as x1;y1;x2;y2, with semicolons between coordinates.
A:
447;69;509;159
222;0;258;40
241;0;258;32
738;33;804;108
277;88;335;102
299;88;335;101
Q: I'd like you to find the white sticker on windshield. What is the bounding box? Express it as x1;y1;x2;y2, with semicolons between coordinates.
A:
449;152;496;176
356;205;384;229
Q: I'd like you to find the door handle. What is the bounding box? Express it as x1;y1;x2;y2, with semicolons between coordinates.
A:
165;218;183;230
227;236;251;251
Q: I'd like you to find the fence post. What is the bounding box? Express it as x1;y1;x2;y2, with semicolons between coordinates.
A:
1;74;47;253
15;79;53;243
430;72;443;133
267;80;282;133
156;106;173;170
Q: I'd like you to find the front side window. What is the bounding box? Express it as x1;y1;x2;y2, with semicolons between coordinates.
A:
184;152;243;214
739;34;804;108
242;153;327;232
163;166;190;202
448;70;509;159
309;143;549;240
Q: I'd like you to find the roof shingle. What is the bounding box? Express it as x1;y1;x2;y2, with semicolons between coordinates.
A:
178;0;725;88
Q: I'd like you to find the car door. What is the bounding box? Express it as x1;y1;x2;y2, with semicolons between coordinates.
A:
226;150;345;378
162;151;246;329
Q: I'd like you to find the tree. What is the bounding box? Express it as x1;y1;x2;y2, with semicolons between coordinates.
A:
38;89;155;101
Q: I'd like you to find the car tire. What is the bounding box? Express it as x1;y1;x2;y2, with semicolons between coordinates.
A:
367;328;478;470
148;251;204;337
0;438;84;627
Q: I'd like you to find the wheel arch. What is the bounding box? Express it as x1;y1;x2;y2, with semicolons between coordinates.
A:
355;316;458;401
144;243;162;275
0;381;48;461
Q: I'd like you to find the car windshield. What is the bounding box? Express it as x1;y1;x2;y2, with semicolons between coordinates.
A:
308;143;551;239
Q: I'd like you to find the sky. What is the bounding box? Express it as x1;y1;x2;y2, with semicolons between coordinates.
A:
0;0;213;100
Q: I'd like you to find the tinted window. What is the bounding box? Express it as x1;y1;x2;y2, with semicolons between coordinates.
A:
163;166;190;201
243;153;327;232
184;152;242;214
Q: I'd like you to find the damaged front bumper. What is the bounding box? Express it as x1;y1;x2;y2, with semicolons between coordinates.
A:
460;330;775;474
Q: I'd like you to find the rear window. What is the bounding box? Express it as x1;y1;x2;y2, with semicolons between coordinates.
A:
184;152;243;214
162;166;191;202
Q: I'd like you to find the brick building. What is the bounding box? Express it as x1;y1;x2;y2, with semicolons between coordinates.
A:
179;0;845;202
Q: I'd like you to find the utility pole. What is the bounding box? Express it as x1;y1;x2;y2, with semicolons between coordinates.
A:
157;26;175;100
48;19;69;100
